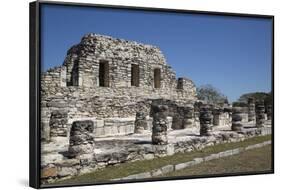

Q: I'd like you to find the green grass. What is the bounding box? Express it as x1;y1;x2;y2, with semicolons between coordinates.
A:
162;145;272;177
55;135;271;185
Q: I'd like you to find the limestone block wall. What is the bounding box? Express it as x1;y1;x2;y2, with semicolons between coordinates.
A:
241;107;249;123
214;112;231;127
67;33;177;89
41;66;66;89
41;33;198;141
42;34;197;98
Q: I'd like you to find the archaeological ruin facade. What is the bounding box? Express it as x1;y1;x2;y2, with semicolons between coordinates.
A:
40;33;272;184
41;33;197;141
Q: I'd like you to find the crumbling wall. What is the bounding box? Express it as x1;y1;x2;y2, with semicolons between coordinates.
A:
41;33;197;140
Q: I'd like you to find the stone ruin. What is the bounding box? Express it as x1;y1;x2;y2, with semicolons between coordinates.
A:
41;33;197;141
40;33;272;183
68;120;95;158
199;105;213;136
267;104;272;120
256;101;266;128
151;104;169;145
231;107;244;132
248;97;256;122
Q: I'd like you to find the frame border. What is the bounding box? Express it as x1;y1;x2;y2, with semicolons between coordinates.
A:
29;1;274;189
30;1;41;188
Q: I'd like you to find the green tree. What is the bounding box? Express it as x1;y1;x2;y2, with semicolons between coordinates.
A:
197;84;228;104
238;92;272;105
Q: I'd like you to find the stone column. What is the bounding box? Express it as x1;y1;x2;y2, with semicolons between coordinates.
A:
199;105;213;136
194;102;202;128
183;106;194;128
151;105;168;145
194;111;200;128
267;104;272;121
68;120;95;157
49;110;68;137
232;107;244;132
256;101;266;128
223;107;232;127
213;107;223;126
248;98;256;122
134;112;148;133
171;106;184;130
241;107;249;123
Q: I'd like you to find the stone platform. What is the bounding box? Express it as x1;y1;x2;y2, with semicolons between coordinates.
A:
41;121;271;184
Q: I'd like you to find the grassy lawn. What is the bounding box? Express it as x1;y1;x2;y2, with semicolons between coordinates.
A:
162;145;272;177
55;135;271;185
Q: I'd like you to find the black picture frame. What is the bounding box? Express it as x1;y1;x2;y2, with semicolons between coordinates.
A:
29;1;274;189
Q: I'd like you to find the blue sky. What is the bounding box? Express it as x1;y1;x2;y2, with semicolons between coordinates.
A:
41;4;272;102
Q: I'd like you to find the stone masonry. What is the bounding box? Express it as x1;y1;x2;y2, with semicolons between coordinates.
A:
256;101;266;128
40;34;199;183
40;33;272;184
267;104;272;121
248;97;256;122
151;104;169;145
134;111;148;133
68;120;95;158
41;33;197;140
199;105;213;136
232;107;244;132
182;106;195;128
213;106;231;127
49;110;68;138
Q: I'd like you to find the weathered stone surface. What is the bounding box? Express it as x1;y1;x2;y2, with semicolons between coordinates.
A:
59;159;80;167
134;112;148;133
219;150;233;157
41;153;65;166
170;106;194;130
183;106;195;128
58;167;78;177
150;168;163;177
39;33;273;184
122;172;151;180
103;118;135;136
256;101;265;128
143;154;154;160
175;160;196;170
248;98;256;122
40;34;199;183
170;106;184;130
49;110;68;137
112;140;272;180
41;34;197;139
79;167;96;175
41;166;58;178
204;154;220;161
232;107;244;132
213;106;231;127
199;105;213;136
151;105;168;145
41;121;50;141
40;126;271;183
68;120;95;157
175;162;188;171
232;148;242;155
166;144;175;155
166;116;173;131
193;157;204;164
95;153;112;162
161;165;174;174
213;107;223;126
267;104;272;121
